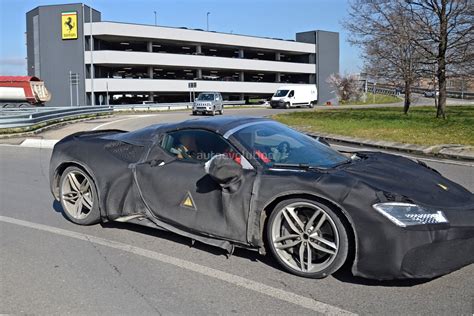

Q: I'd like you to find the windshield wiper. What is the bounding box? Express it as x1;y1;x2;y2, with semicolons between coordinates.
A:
271;160;351;170
332;159;352;168
270;163;313;169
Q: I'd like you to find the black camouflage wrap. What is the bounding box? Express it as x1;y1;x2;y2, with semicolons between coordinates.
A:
50;117;474;280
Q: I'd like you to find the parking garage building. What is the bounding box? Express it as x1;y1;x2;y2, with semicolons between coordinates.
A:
27;3;339;106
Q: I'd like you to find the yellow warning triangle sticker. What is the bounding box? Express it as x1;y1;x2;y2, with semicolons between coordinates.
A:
183;197;193;207
180;191;196;210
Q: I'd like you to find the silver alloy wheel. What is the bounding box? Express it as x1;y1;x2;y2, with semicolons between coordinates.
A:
271;202;339;273
61;170;94;220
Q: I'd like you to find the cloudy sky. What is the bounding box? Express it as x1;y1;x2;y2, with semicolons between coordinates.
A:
0;0;362;76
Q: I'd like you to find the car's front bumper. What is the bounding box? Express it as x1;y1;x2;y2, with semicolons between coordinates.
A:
353;222;474;280
193;106;213;114
400;234;474;278
270;101;283;108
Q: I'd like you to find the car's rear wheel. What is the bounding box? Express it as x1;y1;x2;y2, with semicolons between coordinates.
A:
219;107;224;115
266;198;349;278
59;166;100;225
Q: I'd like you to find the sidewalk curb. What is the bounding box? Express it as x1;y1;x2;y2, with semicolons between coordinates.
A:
297;128;474;161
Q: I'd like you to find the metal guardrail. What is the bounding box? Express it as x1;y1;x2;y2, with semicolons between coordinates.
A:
0;101;248;129
410;87;474;99
113;100;246;111
0;106;113;129
364;83;474;99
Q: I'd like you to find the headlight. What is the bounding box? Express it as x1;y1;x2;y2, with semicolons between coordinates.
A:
372;202;448;227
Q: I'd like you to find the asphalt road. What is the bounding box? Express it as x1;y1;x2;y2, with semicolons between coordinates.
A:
1;107;473;315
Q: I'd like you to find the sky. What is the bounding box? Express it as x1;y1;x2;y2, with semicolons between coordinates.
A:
0;0;362;75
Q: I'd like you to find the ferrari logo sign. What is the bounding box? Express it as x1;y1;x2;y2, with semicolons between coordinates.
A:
180;192;196;210
61;11;78;40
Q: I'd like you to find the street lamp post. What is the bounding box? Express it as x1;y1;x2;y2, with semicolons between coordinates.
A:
154;11;157;26
207;12;210;31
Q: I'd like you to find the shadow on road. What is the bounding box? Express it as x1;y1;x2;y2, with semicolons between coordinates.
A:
52;200;437;287
332;267;434;287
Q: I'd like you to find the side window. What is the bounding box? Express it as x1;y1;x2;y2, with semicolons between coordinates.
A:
215;94;220;101
160;129;234;162
288;90;294;97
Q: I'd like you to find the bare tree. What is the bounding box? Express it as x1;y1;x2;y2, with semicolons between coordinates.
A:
345;0;425;114
407;0;474;118
327;73;363;103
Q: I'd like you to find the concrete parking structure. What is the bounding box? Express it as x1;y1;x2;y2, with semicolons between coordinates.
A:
26;3;339;106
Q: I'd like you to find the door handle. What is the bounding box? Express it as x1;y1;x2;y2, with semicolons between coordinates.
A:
149;159;164;167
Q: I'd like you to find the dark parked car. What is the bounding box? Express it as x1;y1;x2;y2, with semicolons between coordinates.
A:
424;90;439;98
50;117;474;280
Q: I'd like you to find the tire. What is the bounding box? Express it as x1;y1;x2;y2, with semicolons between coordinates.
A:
219;108;224;115
59;166;100;225
210;106;216;116
308;102;314;108
284;102;290;109
192;111;197;115
266;198;349;278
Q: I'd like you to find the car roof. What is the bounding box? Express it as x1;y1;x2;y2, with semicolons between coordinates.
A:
116;116;271;145
161;116;269;135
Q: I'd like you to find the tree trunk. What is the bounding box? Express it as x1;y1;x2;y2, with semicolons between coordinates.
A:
436;0;448;119
403;81;411;114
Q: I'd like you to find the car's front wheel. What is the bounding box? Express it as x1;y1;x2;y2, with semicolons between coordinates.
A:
59;166;100;225
266;198;349;278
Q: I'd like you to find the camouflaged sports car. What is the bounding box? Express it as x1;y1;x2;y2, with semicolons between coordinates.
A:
50;116;474;280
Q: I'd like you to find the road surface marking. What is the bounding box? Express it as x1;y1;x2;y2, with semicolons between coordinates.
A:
19;138;59;149
91;115;157;131
0;215;355;316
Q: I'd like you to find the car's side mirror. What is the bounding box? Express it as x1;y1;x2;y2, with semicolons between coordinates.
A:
205;154;243;185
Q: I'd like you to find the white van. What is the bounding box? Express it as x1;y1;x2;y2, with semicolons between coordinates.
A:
270;85;317;109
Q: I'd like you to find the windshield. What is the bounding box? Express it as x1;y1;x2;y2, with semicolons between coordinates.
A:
231;121;350;168
274;90;289;97
197;93;215;101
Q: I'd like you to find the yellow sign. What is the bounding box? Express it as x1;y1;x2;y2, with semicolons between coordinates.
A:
180;192;196;210
183;197;193;207
61;11;78;40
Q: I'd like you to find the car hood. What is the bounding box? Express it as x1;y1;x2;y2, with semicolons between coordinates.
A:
339;152;474;209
